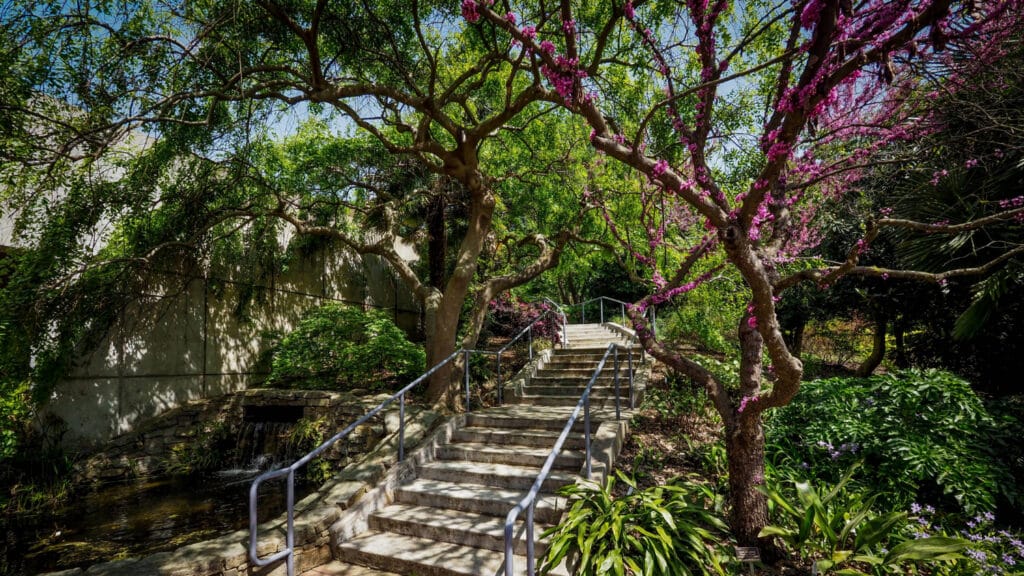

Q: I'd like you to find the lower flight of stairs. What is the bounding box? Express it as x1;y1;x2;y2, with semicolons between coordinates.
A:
322;324;643;576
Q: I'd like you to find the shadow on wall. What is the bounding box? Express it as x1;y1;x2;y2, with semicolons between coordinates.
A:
47;246;422;451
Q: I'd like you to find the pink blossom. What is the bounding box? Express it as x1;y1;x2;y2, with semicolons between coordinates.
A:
882;272;890;280
965;158;978;169
652;271;667;289
521;25;536;39
461;0;480;23
540;40;556;54
652;159;669;178
562;19;576;34
929;169;948;186
801;0;823;30
623;1;635;19
505;11;516;24
738;395;759;413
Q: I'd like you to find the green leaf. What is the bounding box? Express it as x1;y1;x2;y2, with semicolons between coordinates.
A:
853;512;906;552
883;536;967;564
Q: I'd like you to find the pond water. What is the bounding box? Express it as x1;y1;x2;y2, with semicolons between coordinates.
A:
3;467;315;575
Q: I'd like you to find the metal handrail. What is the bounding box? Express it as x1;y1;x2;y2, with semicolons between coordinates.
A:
492;307;568;404
562;296;657;337
540;297;570;347
248;299;567;575
247;349;463;575
503;342;635;575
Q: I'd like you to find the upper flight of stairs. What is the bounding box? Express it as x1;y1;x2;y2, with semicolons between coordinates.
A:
320;324;643;576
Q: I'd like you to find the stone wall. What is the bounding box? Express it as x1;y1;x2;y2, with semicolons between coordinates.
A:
45;405;444;576
72;390;396;484
48;245;422;450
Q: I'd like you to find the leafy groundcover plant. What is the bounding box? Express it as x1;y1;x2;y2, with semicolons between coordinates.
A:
541;472;733;576
765;369;1015;514
906;505;1024;575
759;464;966;575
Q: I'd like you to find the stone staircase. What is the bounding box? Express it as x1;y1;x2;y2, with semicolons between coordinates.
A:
313;324;642;576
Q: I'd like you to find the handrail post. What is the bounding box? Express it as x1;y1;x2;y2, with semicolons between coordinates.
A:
505;518;515;576
620;302;625;324
582;303;586;324
527;502;536;575
600;298;604;324
496;353;502;405
584;395;592;480
628;349;635;409
528;325;533;360
287;470;296;576
399;392;406;462
614;348;621;421
464;349;471;413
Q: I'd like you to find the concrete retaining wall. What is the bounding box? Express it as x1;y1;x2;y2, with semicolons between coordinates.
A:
49;247;421;450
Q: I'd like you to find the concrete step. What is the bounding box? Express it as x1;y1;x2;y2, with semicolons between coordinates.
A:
417;460;576;492
452;427;587;450
536;367;630;378
513;394;627;409
551;348;609;357
530;374;621;386
368;503;550;555
439;442;585;470
542;359;610;369
465;409;581;432
302;560;403;575
337;531;569;576
523;384;632;397
394;478;565;523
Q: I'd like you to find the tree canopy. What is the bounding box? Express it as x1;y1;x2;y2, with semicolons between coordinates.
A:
2;0;1024;550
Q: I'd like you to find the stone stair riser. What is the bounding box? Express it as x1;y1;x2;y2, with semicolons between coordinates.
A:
394;486;563;524
513;396;627;409
452;428;587;450
529;376;624;386
523;385;631;397
538;367;632;377
418;465;573;492
437;445;583;470
465;413;588;432
367;512;548;556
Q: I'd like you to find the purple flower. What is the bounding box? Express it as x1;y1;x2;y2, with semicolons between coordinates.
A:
966;548;987;562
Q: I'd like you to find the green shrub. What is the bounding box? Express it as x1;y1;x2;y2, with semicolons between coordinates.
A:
0;380;30;462
541;472;733;576
765;369;1015;515
288;417;332;484
266;304;424;391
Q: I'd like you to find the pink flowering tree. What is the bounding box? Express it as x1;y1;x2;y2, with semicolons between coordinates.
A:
463;0;1024;545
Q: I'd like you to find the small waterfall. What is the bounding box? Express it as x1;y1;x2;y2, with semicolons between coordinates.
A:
219;406;305;477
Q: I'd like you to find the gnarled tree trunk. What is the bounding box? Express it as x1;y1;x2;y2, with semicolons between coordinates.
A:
856;309;887;376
